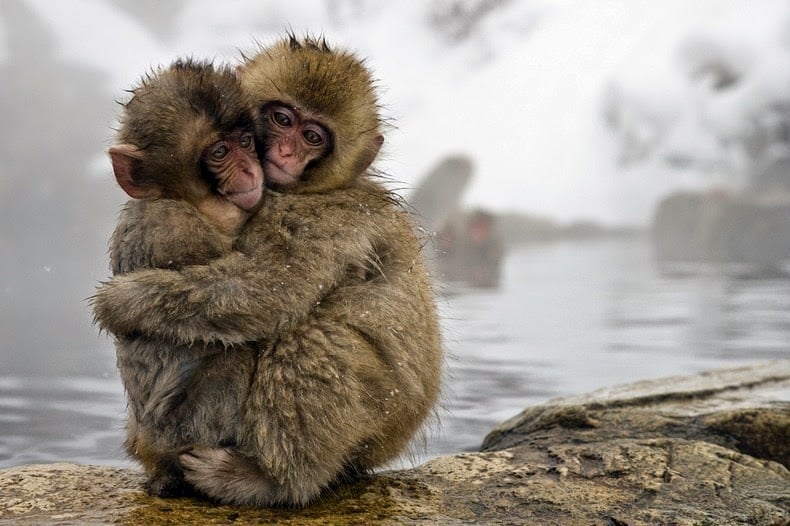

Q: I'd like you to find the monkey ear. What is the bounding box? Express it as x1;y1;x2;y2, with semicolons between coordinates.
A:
356;134;384;173
109;144;160;199
235;64;245;79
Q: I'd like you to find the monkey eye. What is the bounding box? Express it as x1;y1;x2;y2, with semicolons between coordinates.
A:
210;143;230;160
272;110;293;127
240;133;254;149
302;125;327;146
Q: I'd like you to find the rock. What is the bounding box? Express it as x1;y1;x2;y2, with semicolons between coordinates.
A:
481;360;790;525
652;190;729;262
706;196;790;264
652;189;790;265
1;361;788;525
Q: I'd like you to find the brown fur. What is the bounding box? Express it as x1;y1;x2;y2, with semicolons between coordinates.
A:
96;185;442;506
109;199;232;274
93;36;442;507
102;59;264;496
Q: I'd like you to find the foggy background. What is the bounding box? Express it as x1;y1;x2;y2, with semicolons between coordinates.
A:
1;0;789;467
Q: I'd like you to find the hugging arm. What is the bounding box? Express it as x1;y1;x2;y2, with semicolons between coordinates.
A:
92;192;382;346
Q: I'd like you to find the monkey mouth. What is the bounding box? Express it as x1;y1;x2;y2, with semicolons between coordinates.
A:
264;159;300;186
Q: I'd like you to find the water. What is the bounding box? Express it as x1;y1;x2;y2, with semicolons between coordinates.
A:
433;236;790;458
1;236;788;469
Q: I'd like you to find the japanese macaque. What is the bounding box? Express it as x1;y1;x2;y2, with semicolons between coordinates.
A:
93;36;442;507
103;58;265;496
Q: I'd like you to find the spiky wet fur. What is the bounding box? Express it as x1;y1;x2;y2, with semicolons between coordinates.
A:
95;185;442;507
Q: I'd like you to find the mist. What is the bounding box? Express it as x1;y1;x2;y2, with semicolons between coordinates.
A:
1;0;789;475
1;1;788;399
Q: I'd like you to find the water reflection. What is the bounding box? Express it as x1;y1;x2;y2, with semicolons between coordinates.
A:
608;259;790;362
1;236;788;469
0;376;129;468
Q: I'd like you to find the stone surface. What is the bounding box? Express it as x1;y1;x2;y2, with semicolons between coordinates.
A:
1;361;788;525
652;189;790;265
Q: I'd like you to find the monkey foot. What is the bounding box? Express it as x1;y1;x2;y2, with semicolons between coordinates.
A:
180;447;280;506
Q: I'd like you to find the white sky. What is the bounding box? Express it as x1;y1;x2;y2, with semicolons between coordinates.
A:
4;0;788;226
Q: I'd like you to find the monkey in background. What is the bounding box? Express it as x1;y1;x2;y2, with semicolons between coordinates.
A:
93;35;442;507
102;58;265;496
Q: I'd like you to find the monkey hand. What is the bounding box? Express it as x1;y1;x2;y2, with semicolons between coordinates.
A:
145;471;196;499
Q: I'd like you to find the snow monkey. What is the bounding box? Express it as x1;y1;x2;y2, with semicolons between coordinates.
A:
101;58;265;497
93;35;442;507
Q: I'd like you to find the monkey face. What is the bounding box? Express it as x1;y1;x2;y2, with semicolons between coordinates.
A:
203;129;264;212
260;103;331;188
111;59;265;235
239;35;384;193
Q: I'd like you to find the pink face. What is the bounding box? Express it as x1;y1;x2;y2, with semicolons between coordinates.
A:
204;130;264;211
261;104;330;187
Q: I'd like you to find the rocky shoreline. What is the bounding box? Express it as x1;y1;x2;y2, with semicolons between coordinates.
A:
1;360;788;525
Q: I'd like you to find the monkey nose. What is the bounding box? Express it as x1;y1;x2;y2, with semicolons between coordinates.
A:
279;144;295;156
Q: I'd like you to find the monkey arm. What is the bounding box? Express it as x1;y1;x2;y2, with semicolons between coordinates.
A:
93;249;341;345
93;191;384;345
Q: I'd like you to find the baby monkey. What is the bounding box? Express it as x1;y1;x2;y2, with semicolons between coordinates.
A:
104;58;265;496
95;36;442;507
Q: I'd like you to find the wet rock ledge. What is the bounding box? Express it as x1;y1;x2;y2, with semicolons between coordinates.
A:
1;360;788;525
